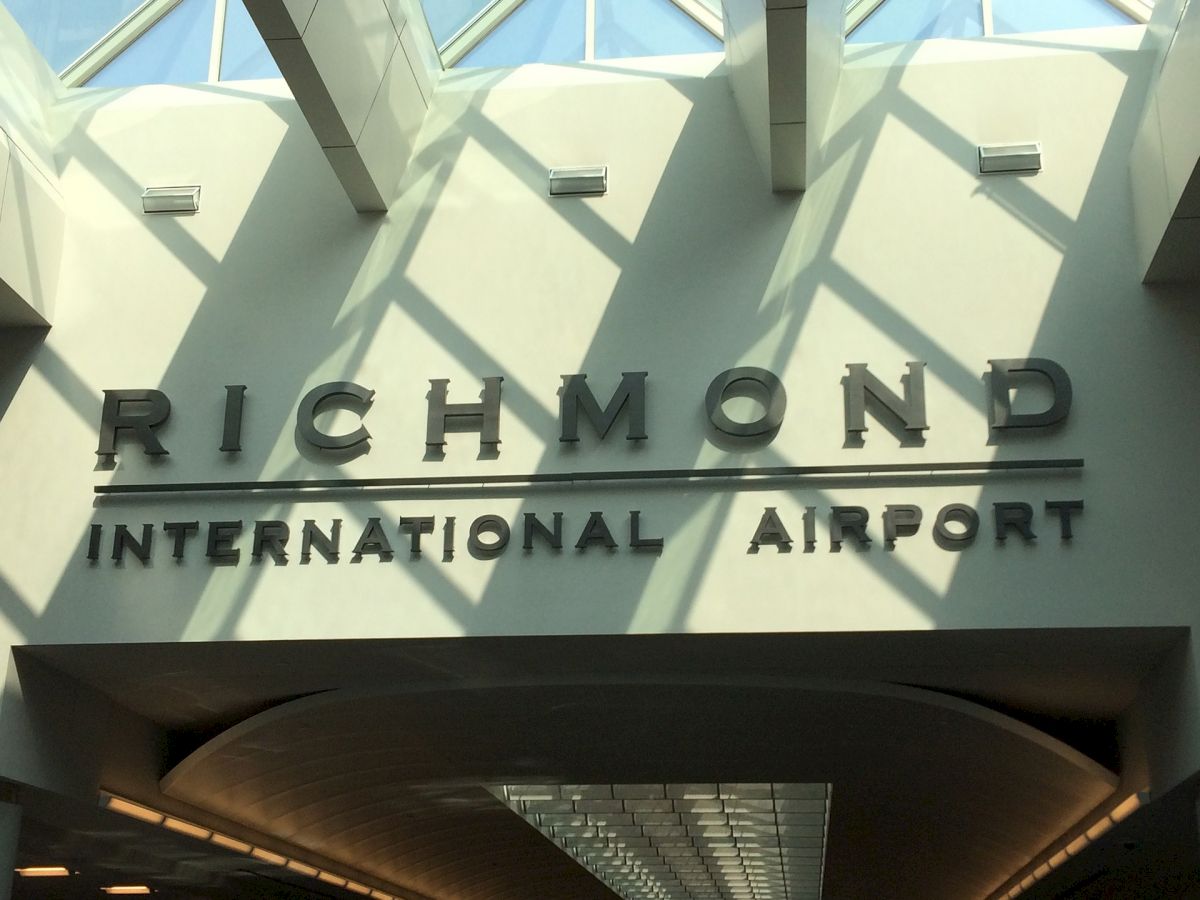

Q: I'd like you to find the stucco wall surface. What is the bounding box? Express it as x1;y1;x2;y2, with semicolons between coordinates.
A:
2;33;1200;786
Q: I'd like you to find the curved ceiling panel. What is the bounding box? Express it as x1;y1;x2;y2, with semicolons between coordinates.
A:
160;678;1118;900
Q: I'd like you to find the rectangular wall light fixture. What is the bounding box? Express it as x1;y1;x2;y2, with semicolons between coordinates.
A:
141;186;201;214
549;166;607;197
978;142;1041;175
15;867;71;877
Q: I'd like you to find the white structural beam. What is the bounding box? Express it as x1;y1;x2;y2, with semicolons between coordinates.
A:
724;0;842;192
1131;0;1200;282
0;4;64;326
244;0;442;213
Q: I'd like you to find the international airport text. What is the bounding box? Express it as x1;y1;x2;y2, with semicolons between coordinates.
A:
86;499;1082;565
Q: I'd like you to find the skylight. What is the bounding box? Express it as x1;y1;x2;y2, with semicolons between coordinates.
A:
2;0;1153;90
2;0;279;87
427;0;724;69
845;0;1152;42
3;0;143;72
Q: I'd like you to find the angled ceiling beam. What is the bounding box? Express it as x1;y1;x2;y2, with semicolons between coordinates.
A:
244;0;442;213
726;0;844;193
1132;0;1200;282
0;5;65;325
59;0;182;87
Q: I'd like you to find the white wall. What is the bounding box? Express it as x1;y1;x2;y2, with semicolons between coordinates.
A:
3;34;1200;790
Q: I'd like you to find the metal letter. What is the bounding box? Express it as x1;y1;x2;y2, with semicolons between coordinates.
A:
803;506;816;550
87;524;102;561
1046;500;1084;540
426;377;503;455
221;385;247;453
560;372;648;442
112;524;152;563
301;520;341;563
749;507;792;552
252;520;289;564
469;515;511;557
845;363;928;440
523;512;563;551
443;517;456;561
96;389;171;459
988;359;1072;429
576;512;618;551
352;518;393;561
830;507;871;549
994;502;1036;542
883;504;922;547
163;521;199;561
629;511;664;552
297;382;374;451
705;368;787;438
206;521;242;564
933;504;979;549
399;516;435;554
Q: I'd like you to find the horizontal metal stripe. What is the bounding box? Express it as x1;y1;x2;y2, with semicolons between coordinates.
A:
94;458;1084;497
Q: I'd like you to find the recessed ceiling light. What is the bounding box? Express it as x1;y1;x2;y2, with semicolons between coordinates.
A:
15;866;71;877
209;833;252;854
162;817;210;840
250;847;286;866
98;792;393;897
490;783;831;900
103;796;164;825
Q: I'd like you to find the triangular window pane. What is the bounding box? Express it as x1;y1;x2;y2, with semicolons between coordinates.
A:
88;0;215;87
849;0;983;43
595;0;722;59
459;0;585;68
220;0;281;80
4;0;144;72
423;0;494;47
992;0;1134;34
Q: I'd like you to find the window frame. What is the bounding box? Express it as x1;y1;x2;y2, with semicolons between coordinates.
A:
844;0;1153;40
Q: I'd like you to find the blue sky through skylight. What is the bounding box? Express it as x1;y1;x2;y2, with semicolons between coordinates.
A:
4;0;142;71
848;0;1140;43
87;0;215;87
